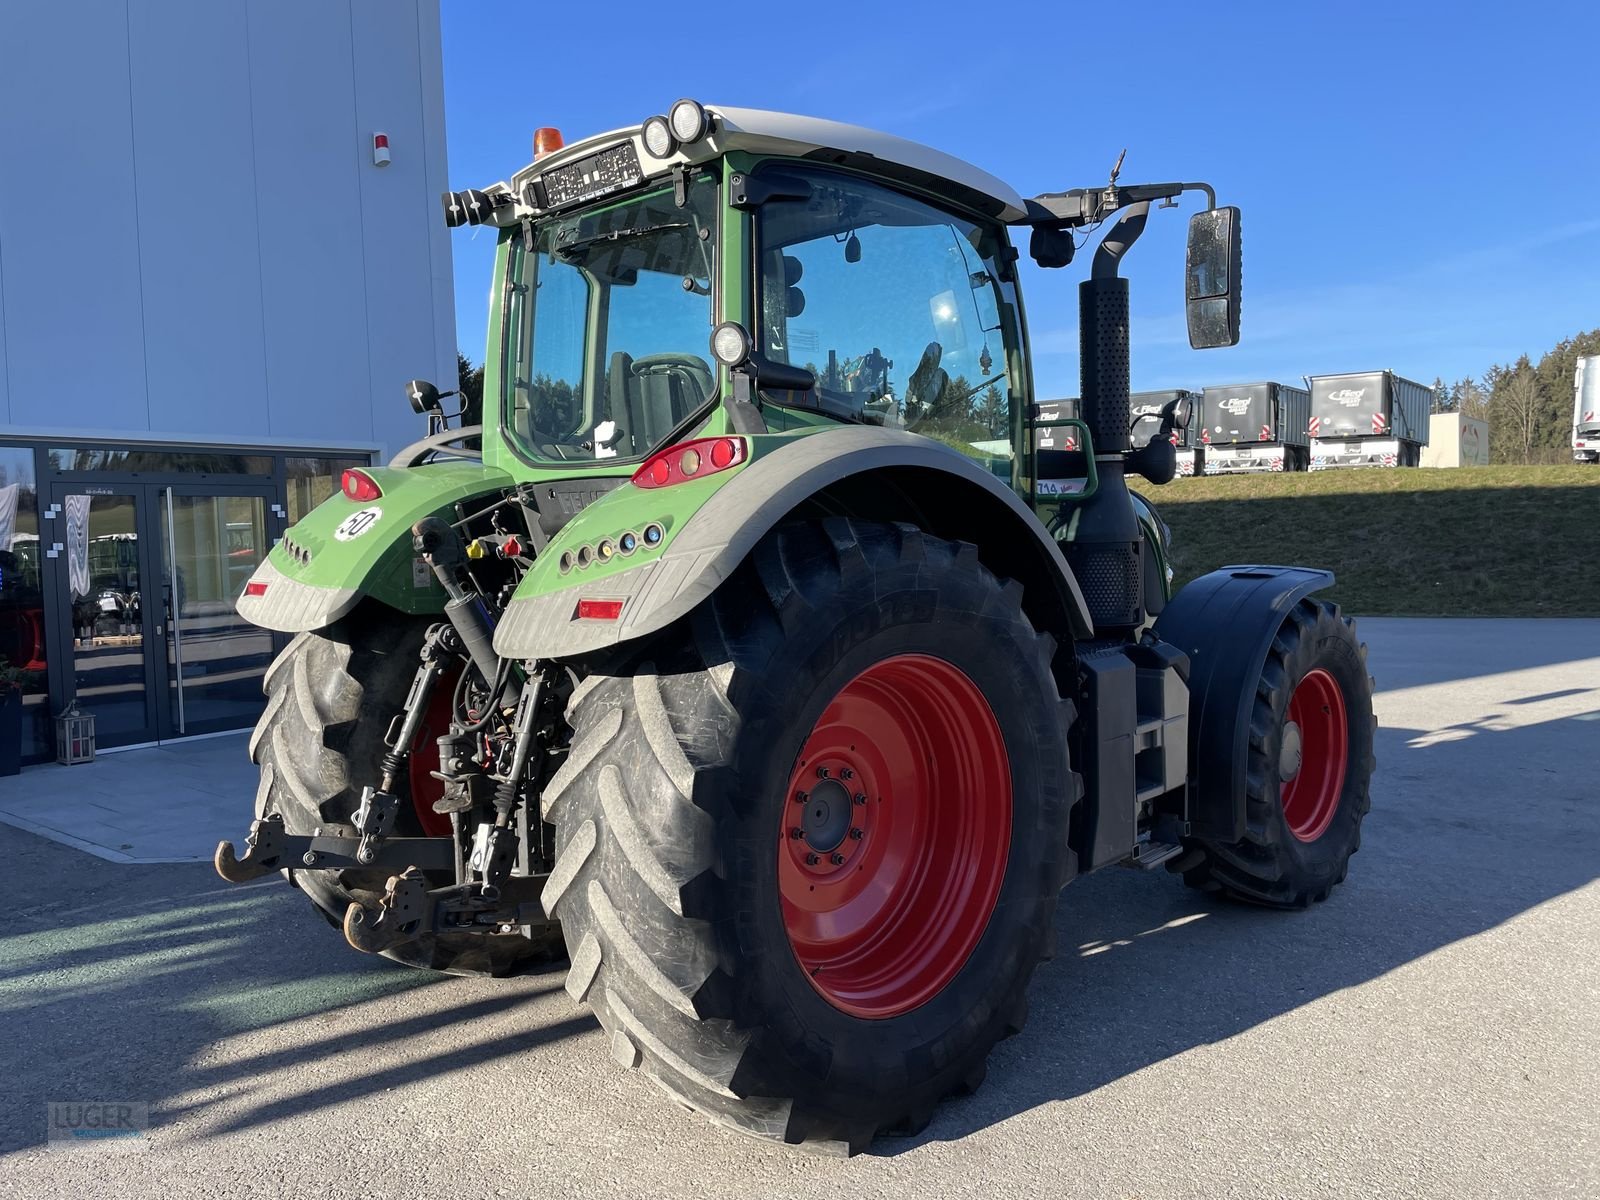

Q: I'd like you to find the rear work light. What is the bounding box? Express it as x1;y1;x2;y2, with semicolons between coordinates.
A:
341;469;382;502
632;437;747;489
576;598;625;621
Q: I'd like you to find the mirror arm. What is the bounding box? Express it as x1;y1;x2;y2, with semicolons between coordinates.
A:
1091;202;1151;280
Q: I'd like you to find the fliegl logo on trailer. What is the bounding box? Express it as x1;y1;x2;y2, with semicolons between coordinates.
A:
1330;388;1367;407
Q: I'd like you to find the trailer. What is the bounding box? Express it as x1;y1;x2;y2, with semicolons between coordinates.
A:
1308;370;1431;469
1199;382;1310;473
1575;356;1600;464
1420;412;1489;467
1034;397;1080;451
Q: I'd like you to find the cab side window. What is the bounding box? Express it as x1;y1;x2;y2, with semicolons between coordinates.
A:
757;170;1017;474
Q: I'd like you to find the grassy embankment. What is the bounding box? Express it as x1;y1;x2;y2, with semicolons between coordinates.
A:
1154;465;1600;616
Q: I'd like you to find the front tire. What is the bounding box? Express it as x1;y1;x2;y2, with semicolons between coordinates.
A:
541;520;1077;1152
1173;598;1375;907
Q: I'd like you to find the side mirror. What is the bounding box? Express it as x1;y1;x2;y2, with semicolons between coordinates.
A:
1163;394;1193;431
1185;206;1242;349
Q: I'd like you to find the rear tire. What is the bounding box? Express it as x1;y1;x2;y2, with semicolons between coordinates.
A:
1173;598;1375;907
252;608;561;975
541;520;1077;1152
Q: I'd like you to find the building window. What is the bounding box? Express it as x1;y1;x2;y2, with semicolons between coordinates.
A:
47;447;276;476
285;456;371;525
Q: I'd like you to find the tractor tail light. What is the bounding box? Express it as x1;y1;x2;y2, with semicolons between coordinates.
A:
342;469;382;502
632;437;747;489
244;581;269;597
577;598;625;621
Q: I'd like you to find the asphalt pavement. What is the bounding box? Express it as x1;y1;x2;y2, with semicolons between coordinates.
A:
1;617;1596;1199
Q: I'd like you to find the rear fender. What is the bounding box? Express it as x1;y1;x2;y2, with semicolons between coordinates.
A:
493;427;1094;660
238;461;517;633
1153;565;1335;841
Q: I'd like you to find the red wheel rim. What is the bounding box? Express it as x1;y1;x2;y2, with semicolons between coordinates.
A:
1279;667;1348;843
407;667;458;838
778;654;1012;1019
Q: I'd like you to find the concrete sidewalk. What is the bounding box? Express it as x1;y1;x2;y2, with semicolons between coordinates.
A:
0;733;253;864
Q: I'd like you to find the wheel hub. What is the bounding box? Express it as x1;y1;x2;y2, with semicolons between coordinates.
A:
1279;667;1349;843
777;654;1012;1019
800;778;853;853
1278;721;1303;782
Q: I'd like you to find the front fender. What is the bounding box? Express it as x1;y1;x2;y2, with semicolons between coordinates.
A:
1153;565;1335;841
238;461;516;633
493;426;1094;660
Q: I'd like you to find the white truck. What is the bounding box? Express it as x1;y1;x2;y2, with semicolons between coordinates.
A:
1199;382;1310;473
1308;370;1431;469
1575;356;1600;464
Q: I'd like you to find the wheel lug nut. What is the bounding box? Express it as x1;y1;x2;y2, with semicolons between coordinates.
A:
849;827;864;840
853;793;866;806
789;827;804;839
805;852;820;866
839;767;854;780
794;790;808;804
816;766;830;779
830;852;846;865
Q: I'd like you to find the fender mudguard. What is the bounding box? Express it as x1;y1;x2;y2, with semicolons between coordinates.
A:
493;427;1094;660
1153;565;1334;841
238;460;516;633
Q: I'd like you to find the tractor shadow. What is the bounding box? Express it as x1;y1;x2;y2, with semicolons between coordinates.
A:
880;693;1600;1153
0;835;582;1156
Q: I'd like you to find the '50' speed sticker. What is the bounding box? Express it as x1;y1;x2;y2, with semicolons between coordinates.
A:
334;507;382;541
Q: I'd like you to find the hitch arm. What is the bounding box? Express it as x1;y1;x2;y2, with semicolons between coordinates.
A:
214;814;457;882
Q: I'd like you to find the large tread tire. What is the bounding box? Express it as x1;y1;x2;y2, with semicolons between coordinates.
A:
1172;598;1375;907
252;607;561;975
542;519;1079;1153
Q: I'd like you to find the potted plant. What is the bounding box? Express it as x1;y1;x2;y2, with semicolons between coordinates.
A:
0;657;24;777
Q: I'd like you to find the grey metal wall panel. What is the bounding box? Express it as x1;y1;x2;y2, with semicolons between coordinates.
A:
128;0;269;439
0;1;150;431
351;0;455;457
414;0;458;388
246;0;373;447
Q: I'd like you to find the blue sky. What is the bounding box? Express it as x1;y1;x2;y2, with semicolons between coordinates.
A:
442;0;1598;399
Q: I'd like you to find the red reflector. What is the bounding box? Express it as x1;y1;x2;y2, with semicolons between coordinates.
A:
577;598;625;621
245;581;269;597
342;469;382;502
632;437;747;489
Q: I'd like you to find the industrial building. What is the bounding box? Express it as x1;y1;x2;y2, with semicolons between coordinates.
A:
0;0;454;761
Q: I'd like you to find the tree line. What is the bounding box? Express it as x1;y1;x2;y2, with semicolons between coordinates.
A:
1431;328;1598;465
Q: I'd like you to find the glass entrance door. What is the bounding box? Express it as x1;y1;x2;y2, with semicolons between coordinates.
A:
157;486;279;738
49;486;160;748
48;482;281;748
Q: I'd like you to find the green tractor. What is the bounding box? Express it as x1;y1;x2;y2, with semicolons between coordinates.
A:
217;102;1375;1153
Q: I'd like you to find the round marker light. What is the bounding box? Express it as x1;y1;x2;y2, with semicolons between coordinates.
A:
641;115;675;159
709;438;737;469
678;448;701;477
669;98;709;144
710;322;750;367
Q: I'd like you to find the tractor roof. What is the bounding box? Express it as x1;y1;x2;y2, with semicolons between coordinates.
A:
506;104;1029;223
